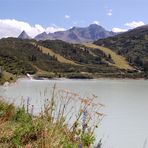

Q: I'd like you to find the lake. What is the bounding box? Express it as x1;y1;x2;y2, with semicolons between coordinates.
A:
0;78;148;148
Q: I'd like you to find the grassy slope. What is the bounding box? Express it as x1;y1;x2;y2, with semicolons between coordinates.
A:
94;26;148;71
39;40;111;65
31;64;56;78
84;43;134;70
32;43;78;65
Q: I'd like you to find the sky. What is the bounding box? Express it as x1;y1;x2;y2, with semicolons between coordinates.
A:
0;0;147;38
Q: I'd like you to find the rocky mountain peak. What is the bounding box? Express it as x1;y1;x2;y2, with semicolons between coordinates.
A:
18;31;31;39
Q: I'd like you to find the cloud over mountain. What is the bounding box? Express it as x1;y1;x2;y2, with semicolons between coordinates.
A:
0;19;65;38
112;28;127;33
112;21;145;32
125;21;145;28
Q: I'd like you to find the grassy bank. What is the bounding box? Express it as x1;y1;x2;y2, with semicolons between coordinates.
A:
0;86;104;148
1;70;147;86
34;71;148;80
0;71;16;85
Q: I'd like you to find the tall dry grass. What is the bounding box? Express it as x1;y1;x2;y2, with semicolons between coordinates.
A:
0;84;104;148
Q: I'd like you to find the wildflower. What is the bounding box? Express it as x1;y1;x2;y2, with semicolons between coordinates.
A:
81;98;90;105
78;143;83;148
82;108;88;132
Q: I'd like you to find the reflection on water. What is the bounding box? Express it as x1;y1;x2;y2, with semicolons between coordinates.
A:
0;78;148;148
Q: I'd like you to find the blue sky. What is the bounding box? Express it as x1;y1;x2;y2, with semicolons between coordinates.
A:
0;0;147;37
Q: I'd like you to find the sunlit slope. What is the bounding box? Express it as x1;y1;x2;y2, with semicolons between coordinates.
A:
31;64;52;75
32;43;78;65
84;43;134;70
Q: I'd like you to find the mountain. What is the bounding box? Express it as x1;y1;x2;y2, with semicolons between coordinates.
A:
34;32;50;40
35;24;117;43
94;25;148;72
18;31;31;39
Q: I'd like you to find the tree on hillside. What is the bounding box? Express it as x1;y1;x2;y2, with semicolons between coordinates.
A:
143;60;148;72
134;56;143;67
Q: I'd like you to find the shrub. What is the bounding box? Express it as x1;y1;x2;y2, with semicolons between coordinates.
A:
14;106;32;123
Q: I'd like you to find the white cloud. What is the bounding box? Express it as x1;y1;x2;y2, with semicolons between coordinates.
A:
107;9;112;16
93;21;100;25
125;21;145;28
46;26;65;33
0;19;66;38
112;28;127;33
34;24;45;33
112;21;145;33
65;15;70;19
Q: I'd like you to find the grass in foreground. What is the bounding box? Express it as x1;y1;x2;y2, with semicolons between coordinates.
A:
0;85;104;148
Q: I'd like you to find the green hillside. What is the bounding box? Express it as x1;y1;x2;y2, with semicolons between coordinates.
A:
84;43;134;70
0;36;146;83
38;40;111;65
32;43;78;65
94;26;148;72
0;38;70;74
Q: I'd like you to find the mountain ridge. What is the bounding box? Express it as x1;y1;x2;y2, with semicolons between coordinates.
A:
35;24;117;43
18;24;117;43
